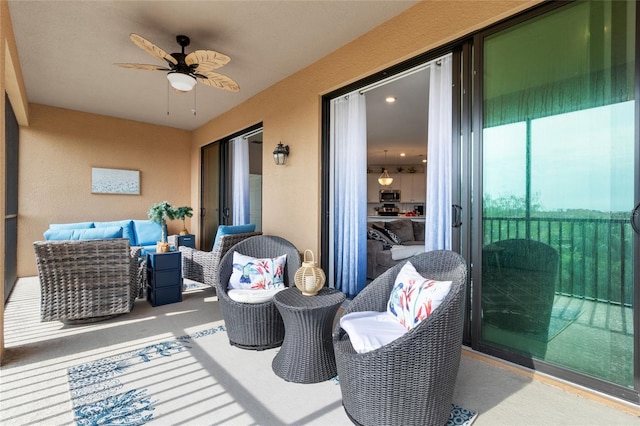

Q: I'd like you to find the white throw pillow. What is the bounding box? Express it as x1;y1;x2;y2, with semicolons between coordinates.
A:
228;252;287;290
227;288;285;304
390;244;425;260
339;311;408;354
387;261;452;330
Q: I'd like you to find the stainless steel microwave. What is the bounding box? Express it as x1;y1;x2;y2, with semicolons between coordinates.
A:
379;189;401;202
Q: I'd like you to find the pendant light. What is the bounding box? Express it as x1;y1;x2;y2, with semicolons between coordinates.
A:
378;150;393;186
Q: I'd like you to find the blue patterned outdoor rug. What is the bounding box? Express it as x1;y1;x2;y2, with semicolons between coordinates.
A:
67;325;477;425
448;403;478;426
68;326;227;425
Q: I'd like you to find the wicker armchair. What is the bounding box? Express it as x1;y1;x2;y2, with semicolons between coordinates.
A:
333;250;467;426
178;231;262;288
218;235;302;350
34;239;142;322
482;238;558;340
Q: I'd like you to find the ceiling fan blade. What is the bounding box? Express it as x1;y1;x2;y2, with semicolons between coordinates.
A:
185;49;231;71
130;33;178;66
195;70;240;92
114;63;171;71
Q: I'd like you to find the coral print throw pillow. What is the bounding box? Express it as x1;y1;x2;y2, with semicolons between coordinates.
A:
387;261;452;330
229;252;287;290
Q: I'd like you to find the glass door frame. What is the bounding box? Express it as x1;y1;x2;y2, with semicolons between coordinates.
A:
199;122;263;251
470;0;639;403
321;44;467;287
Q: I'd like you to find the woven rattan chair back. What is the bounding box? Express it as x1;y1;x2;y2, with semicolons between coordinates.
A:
217;235;302;350
34;239;141;322
333;250;467;426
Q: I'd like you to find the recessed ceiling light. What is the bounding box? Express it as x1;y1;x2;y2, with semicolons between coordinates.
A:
422;159;427;163
400;153;406;157
385;96;396;103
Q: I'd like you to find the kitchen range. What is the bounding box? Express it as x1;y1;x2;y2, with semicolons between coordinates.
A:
377;203;399;216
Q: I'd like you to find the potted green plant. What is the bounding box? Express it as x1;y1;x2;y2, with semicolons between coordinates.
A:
174;206;193;235
148;201;177;253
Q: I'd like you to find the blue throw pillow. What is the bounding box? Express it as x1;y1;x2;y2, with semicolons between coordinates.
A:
133;220;162;246
71;227;123;240
213;224;256;250
95;220;136;245
49;221;95;230
43;229;75;241
43;227;123;241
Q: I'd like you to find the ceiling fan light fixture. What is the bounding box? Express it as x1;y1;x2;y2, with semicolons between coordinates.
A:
167;72;196;92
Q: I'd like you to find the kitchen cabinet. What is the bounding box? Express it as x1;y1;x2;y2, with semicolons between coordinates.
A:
401;173;426;203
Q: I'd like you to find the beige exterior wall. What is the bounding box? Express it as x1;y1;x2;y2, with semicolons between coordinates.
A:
17;104;192;277
190;0;542;261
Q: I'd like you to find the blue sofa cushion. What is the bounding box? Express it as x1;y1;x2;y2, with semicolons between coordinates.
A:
43;229;74;240
44;226;123;241
133;220;162;246
49;221;95;230
95;220;136;246
212;224;256;250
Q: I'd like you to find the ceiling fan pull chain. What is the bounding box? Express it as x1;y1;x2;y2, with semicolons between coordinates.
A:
192;87;197;116
166;81;170;116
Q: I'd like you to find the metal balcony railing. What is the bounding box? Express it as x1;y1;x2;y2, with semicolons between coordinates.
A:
483;216;633;307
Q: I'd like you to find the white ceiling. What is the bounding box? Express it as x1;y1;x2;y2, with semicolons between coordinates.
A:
365;67;429;167
8;0;420;132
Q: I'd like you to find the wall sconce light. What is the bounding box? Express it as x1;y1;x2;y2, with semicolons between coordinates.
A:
273;142;290;165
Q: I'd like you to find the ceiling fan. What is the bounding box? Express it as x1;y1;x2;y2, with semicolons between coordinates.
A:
115;33;239;93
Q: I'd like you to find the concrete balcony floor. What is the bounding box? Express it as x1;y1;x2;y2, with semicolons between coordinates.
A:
1;277;638;425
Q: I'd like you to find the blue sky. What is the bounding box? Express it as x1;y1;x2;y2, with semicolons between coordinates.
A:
483;101;635;213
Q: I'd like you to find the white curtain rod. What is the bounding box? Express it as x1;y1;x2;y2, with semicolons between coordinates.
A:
358;57;442;95
242;128;263;139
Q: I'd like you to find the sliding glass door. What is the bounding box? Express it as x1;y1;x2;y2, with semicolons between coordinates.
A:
200;126;263;251
325;53;458;298
477;0;637;393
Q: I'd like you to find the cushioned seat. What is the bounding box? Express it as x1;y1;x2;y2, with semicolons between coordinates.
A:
333;250;467;426
367;219;425;279
217;235;302;350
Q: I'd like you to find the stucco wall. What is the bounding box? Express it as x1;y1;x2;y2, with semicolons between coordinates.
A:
190;0;541;261
17;104;192;277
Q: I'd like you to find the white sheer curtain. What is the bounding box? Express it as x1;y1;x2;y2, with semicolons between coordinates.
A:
425;54;453;250
330;92;367;298
231;135;250;225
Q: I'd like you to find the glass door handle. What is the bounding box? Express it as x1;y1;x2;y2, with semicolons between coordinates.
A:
452;204;463;228
631;203;640;234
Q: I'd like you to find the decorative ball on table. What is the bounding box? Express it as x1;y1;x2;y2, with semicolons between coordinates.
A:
294;250;326;296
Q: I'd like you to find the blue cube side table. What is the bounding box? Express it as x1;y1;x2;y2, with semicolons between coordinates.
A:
168;234;196;250
146;251;182;306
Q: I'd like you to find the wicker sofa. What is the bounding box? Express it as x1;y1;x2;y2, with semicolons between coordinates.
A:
42;219;162;255
34;239;142;322
367;219;425;279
